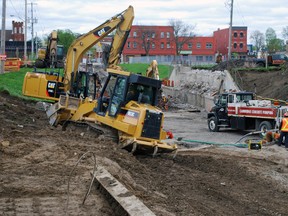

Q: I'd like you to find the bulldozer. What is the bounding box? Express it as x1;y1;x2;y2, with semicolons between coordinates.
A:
45;6;177;156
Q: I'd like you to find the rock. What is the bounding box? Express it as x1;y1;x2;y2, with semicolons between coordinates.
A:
1;140;10;147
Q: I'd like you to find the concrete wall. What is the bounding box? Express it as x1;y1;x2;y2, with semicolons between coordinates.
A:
163;65;239;111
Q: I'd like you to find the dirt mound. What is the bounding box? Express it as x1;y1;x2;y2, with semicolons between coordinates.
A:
232;68;288;101
1;91;288;215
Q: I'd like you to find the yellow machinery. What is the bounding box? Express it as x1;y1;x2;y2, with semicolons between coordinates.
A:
44;6;177;155
47;68;177;155
35;30;64;69
22;6;134;101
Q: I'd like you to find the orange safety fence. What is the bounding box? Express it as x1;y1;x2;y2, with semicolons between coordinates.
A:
162;79;174;87
4;58;21;72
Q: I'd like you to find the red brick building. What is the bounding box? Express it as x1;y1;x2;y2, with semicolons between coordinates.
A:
180;36;216;62
11;21;24;41
122;25;248;63
123;25;176;62
213;26;248;60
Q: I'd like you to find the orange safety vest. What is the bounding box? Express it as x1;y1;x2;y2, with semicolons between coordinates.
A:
281;118;288;132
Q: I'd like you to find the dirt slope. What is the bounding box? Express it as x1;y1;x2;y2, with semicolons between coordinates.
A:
232;68;288;101
1;91;288;215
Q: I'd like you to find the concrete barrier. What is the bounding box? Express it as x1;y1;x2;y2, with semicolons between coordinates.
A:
5;58;21;71
162;66;240;111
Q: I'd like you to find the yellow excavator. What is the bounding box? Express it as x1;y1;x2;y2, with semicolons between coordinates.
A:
45;6;177;156
35;30;64;69
22;6;134;101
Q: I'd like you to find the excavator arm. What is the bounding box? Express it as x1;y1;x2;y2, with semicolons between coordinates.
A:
23;6;134;101
64;5;134;93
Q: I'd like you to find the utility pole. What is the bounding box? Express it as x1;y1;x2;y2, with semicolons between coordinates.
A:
29;2;37;60
30;2;34;60
24;0;27;66
228;0;234;61
1;0;6;74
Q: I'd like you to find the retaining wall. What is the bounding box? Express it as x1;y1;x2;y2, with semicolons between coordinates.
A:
163;65;239;111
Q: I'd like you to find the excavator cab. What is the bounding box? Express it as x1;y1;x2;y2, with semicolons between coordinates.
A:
95;71;159;117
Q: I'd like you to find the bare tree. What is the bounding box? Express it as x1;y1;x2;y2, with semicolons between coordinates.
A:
282;26;288;40
250;30;265;53
168;19;195;55
137;26;157;56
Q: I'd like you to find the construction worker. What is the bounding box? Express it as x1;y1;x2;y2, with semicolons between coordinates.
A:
278;112;288;149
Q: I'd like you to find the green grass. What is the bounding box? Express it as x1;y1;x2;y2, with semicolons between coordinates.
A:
120;63;173;79
0;68;30;98
0;64;173;99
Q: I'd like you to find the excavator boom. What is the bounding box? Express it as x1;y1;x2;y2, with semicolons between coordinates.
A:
64;5;134;92
22;6;134;101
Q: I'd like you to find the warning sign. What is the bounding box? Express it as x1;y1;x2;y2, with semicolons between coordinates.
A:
0;54;6;61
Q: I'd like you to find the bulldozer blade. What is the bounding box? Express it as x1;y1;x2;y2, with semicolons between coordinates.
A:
46;103;60;126
119;135;177;155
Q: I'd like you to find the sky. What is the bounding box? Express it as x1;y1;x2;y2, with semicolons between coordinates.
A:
3;0;288;43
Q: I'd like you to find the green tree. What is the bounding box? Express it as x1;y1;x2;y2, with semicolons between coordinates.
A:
56;29;80;54
265;27;284;53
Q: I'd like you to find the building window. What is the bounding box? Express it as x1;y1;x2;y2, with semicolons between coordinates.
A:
196;56;203;61
240;32;244;38
167;42;170;48
239;43;243;49
133;42;137;48
188;43;192;49
167;32;170;38
160;32;164;38
152;42;155;49
234;32;238;37
196;42;201;49
205;56;213;61
151;32;155;38
233;43;237;48
206;43;212;49
161;42;164;49
133;31;137;38
127;42;131;48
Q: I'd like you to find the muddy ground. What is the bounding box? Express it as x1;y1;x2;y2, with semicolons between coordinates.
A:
1;69;288;216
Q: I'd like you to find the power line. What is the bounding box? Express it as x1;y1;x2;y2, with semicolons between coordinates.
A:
8;0;24;20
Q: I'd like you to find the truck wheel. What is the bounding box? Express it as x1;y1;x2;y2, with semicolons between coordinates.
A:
259;121;272;137
208;117;219;132
256;62;265;67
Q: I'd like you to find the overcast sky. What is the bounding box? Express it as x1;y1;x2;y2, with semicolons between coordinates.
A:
4;0;288;43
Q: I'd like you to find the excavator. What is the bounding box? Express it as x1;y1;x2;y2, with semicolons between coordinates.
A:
22;6;135;101
45;6;177;156
34;30;64;69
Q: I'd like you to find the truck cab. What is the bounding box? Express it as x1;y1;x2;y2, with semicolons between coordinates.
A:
208;92;255;132
208;91;288;135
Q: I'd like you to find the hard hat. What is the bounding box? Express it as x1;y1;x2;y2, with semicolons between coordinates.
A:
284;112;288;117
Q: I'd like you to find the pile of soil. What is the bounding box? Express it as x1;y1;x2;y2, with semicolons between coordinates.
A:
1;90;288;215
231;64;288;101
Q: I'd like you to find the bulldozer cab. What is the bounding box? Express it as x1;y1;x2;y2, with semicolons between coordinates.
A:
95;72;161;117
